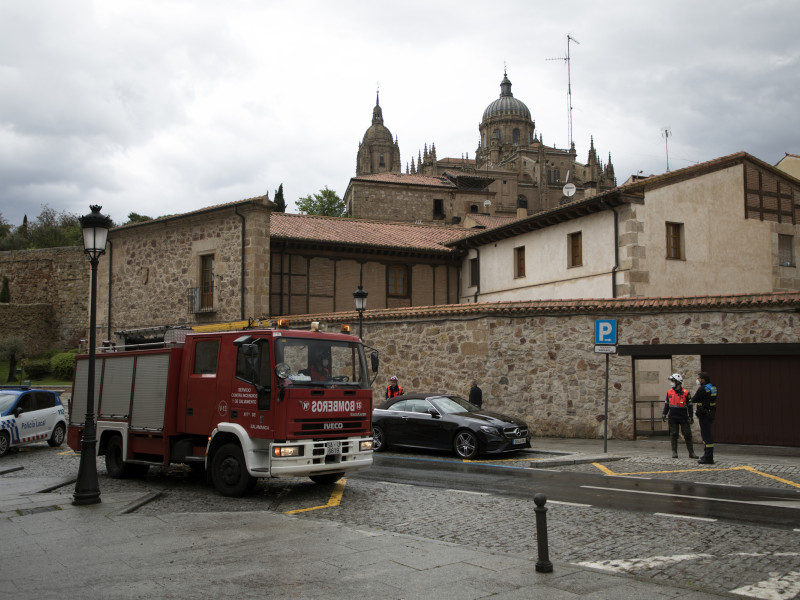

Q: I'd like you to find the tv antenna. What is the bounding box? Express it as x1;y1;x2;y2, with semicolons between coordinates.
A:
547;34;580;150
661;127;672;172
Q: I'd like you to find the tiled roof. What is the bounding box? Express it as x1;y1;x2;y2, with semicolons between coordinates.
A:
465;214;517;229
270;213;470;253
279;291;800;323
348;172;455;188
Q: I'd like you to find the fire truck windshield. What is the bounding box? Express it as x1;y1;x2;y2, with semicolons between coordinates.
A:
275;337;368;388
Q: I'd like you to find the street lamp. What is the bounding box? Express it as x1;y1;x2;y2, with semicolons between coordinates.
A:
73;205;112;506
353;285;368;339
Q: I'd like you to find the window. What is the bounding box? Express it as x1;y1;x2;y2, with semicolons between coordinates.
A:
554;168;561;182
193;340;219;374
470;204;478;213
666;222;684;260
779;234;794;266
379;153;385;167
517;195;528;209
513;128;520;144
514;246;526;278
388;265;409;297
470;257;479;287
433;199;444;219
200;254;215;310
494;129;501;143
568;232;582;267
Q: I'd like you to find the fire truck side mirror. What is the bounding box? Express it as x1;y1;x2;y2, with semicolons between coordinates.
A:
370;351;379;373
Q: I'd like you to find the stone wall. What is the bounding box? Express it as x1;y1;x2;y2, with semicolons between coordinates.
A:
0;304;58;356
0;246;88;350
293;294;800;440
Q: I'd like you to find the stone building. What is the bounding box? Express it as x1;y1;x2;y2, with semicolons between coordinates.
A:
344;70;616;225
452;152;800;302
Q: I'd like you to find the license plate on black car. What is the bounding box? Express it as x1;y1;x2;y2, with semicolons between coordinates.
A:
512;438;526;445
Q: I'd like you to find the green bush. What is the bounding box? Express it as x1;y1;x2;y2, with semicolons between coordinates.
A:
39;348;61;361
50;351;78;380
25;359;51;379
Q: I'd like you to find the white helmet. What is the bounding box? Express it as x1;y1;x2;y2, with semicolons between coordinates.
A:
668;373;683;384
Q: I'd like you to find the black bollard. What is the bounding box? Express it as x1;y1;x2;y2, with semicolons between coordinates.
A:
534;493;553;573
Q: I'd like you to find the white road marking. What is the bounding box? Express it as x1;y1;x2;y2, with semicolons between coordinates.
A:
654;512;717;522
575;553;712;573
729;571;800;599
548;500;592;507
694;481;742;487
581;485;800;509
445;489;491;496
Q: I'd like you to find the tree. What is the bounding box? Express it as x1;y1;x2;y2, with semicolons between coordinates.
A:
126;212;153;224
0;212;10;239
296;187;346;217
273;184;287;213
0;337;24;383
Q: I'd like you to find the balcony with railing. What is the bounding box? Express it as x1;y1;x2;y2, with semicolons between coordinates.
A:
187;285;215;314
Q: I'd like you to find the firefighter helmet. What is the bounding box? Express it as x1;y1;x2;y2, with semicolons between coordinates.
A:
668;373;683;384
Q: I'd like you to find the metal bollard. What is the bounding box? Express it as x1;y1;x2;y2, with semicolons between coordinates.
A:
534;493;553;573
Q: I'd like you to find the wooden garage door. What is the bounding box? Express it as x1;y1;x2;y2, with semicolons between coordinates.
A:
702;355;800;447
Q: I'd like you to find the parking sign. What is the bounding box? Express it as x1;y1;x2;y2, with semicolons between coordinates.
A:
595;319;617;345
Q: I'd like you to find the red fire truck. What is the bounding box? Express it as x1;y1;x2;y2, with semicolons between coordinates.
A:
67;321;377;496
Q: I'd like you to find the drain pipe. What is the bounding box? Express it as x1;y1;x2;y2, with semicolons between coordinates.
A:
473;247;481;303
106;240;113;341
234;206;246;319
599;200;619;298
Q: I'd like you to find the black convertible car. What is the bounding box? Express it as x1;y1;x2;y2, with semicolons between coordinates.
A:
372;393;531;459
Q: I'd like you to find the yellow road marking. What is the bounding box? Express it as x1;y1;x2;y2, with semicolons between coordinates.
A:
284;478;347;514
591;463;800;489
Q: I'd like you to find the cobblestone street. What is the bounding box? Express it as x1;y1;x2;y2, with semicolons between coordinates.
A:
3;444;799;598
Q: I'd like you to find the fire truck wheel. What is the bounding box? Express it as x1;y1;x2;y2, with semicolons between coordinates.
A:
0;431;9;457
372;425;387;452
309;472;344;485
105;435;149;479
47;423;66;447
211;443;257;497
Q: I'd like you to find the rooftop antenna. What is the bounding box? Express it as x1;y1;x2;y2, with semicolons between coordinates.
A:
547;34;580;150
661;127;672;172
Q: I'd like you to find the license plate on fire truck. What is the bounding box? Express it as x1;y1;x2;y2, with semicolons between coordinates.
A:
325;441;341;455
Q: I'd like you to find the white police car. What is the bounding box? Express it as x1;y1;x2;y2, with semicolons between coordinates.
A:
0;386;67;457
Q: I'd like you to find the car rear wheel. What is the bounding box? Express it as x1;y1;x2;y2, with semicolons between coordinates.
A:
0;431;9;457
48;423;66;447
372;425;387;452
454;430;479;460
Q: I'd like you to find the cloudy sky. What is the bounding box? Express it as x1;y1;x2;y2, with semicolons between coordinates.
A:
1;0;798;227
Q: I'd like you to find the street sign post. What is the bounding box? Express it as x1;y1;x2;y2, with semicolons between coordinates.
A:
594;319;618;453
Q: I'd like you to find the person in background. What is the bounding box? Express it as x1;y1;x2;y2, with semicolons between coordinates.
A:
468;379;483;408
386;375;403;398
662;373;698;459
694;371;718;464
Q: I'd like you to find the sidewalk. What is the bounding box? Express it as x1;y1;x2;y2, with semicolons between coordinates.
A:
2;437;797;599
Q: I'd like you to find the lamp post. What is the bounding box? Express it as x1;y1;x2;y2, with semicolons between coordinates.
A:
353;285;368;339
73;205;112;506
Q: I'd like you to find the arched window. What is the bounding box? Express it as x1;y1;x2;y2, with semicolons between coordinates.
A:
547;169;552;184
470;204;479;213
494;129;501;143
555;168;561;182
513;129;520;145
379;154;385;167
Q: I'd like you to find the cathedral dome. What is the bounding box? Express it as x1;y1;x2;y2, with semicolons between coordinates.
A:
362;100;394;144
482;72;531;121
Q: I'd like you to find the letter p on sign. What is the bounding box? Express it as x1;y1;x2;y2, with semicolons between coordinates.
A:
595;319;617;345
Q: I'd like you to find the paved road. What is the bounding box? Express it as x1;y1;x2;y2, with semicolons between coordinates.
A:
2;440;799;599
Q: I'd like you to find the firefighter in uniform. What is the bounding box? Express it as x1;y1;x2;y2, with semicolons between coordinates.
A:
693;371;718;464
386;375;403;398
662;373;698;459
